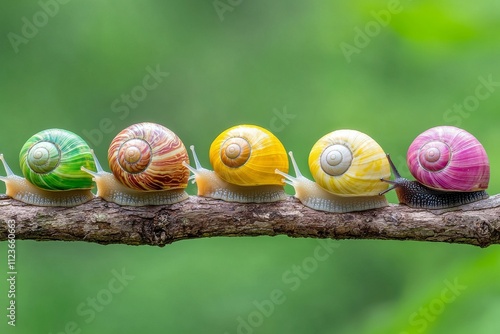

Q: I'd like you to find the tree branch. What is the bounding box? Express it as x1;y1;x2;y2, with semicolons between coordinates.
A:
1;194;500;248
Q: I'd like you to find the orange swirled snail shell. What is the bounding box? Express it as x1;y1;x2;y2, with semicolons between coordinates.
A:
82;122;190;206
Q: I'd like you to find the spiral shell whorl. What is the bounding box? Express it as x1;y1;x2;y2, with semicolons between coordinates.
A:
319;144;352;176
117;138;152;174
20;129;96;190
407;126;489;191
209;125;288;186
309;130;390;197
220;137;251;168
417;141;451;172
26;141;61;173
108;123;189;191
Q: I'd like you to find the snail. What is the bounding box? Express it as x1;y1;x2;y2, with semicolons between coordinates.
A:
0;129;97;207
183;124;289;203
81;122;190;206
380;126;490;209
275;129;390;213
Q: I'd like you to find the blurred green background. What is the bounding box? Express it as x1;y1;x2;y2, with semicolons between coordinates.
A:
1;0;500;333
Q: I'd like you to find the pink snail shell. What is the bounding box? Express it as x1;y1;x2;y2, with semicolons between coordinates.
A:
406;126;489;192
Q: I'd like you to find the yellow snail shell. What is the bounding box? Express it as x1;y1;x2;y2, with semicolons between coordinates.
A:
276;129;390;213
184;124;289;203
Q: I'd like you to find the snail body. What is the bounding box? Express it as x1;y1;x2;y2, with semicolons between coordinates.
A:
381;126;489;209
183;125;289;203
81;122;190;206
0;129;96;206
275;129;390;213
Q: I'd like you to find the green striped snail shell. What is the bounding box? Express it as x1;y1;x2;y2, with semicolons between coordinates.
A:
20;129;96;190
81;122;190;206
0;129;97;207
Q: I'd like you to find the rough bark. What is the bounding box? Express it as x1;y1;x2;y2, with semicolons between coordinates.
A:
1;194;500;248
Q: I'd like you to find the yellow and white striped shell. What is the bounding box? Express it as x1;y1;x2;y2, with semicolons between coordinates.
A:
209;125;288;186
308;129;390;196
108;122;189;191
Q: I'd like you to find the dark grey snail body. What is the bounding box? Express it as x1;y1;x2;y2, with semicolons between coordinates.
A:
380;155;489;209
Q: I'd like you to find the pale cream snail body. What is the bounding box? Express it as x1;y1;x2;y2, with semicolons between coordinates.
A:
183;124;289;203
275;129;391;213
82;122;190;206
